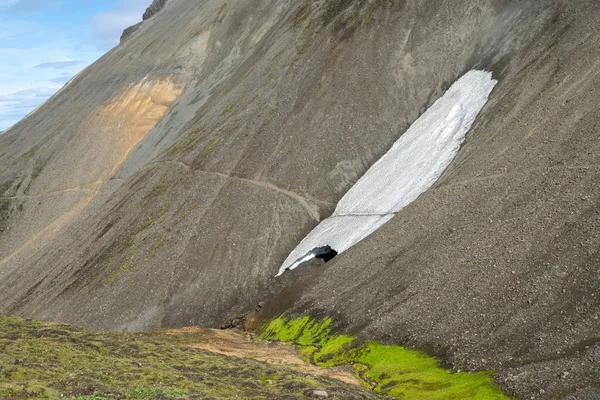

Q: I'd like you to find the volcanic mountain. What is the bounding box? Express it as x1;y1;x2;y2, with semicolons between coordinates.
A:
1;1;599;398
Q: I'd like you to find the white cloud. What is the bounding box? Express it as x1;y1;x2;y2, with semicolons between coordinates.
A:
0;17;98;131
34;60;83;69
2;0;68;12
0;0;19;9
0;0;151;131
92;0;149;50
49;75;72;84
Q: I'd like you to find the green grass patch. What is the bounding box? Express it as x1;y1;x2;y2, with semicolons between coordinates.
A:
140;41;153;55
260;315;511;399
21;148;37;159
0;316;383;399
219;103;233;117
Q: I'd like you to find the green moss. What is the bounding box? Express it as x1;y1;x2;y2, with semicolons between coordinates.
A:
103;238;148;284
203;132;221;154
150;232;168;255
47;388;186;400
9;147;38;166
100;203;169;284
168;127;206;156
290;3;311;27
144;166;175;200
219;103;234;117
321;0;354;28
214;3;228;24
345;14;359;30
21;147;37;159
260;315;511;399
0;180;13;197
364;8;374;24
0;316;380;400
296;317;333;346
141;203;170;229
140;41;153;55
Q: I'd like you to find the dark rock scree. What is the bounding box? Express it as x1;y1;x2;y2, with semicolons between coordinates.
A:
120;0;169;43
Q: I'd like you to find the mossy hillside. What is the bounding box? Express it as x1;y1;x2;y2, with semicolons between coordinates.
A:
259;315;511;400
0;316;385;400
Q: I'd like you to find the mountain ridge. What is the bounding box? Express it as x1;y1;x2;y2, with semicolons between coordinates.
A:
1;1;599;398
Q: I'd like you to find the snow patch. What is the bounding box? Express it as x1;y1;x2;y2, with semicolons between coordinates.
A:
278;70;497;276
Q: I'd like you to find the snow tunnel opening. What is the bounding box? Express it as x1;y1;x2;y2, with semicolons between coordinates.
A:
313;245;338;262
284;245;338;272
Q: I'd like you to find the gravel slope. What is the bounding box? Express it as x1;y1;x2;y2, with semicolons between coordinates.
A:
0;1;599;398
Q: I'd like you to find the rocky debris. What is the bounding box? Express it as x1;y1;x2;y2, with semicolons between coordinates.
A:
143;0;168;21
241;302;265;332
120;22;143;44
219;318;237;330
220;302;265;331
305;389;329;398
120;0;168;43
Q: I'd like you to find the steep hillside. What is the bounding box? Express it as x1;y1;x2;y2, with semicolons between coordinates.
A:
1;0;599;398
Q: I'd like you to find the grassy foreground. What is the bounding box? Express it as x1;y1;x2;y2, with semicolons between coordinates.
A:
0;316;385;399
259;315;510;400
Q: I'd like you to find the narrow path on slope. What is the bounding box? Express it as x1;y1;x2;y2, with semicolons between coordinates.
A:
0;80;184;267
209;171;323;222
0;182;103;266
433;164;600;191
0;180;102;200
151;159;331;222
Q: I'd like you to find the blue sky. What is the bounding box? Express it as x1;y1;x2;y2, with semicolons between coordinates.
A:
0;0;150;131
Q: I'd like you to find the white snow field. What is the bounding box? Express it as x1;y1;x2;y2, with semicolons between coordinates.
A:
277;70;497;276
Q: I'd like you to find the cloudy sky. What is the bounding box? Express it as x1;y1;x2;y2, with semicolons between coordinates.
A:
0;0;150;131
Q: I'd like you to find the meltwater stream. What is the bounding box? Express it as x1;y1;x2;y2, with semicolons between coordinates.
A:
278;70;497;276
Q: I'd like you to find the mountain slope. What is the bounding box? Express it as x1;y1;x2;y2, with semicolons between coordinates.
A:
1;1;599;398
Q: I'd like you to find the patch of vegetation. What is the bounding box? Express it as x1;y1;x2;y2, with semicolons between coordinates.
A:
202;131;222;154
20;148;37;159
100;203;170;285
364;0;394;25
321;0;355;28
219;103;234;117
213;3;228;25
293;0;394;60
144;166;176;200
345;7;361;30
343;0;395;30
190;122;240;169
0;179;14;197
144;197;203;262
364;7;374;24
290;3;311;28
103;238;148;285
102;195;204;285
10;148;37;165
167;126;205;156
140;41;154;55
0;316;383;399
260;315;511;399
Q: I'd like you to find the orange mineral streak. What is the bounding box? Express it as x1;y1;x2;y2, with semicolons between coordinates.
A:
95;78;183;180
0;78;183;266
